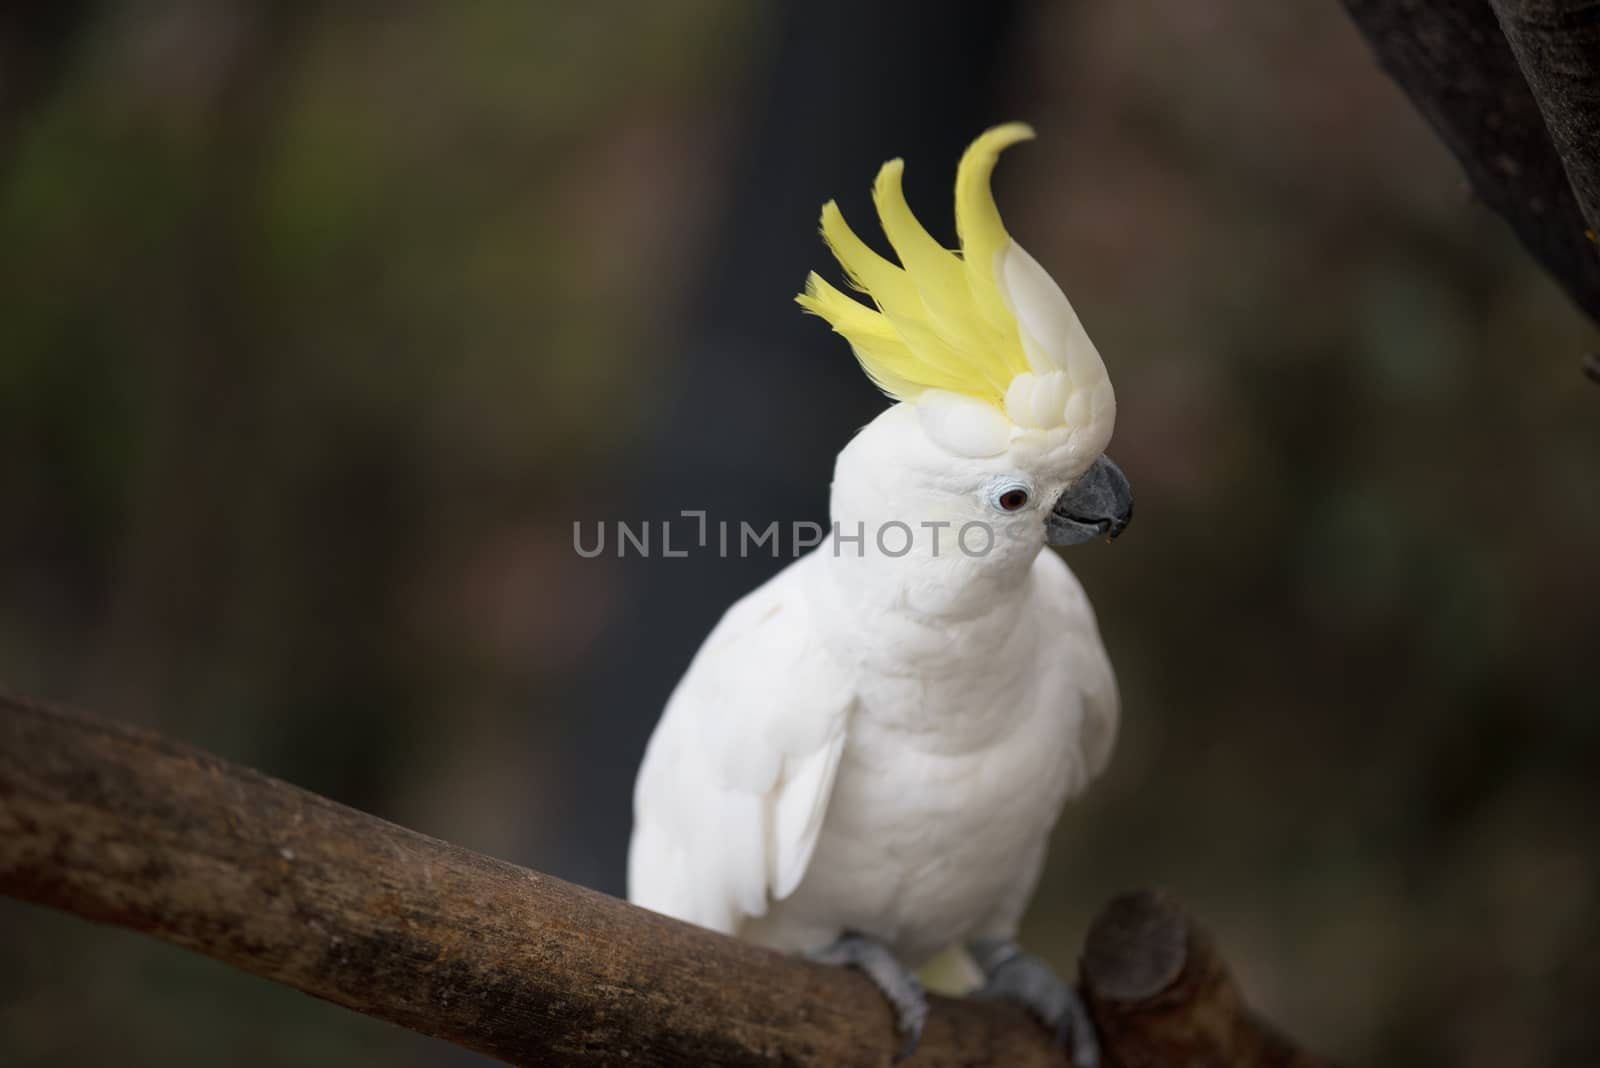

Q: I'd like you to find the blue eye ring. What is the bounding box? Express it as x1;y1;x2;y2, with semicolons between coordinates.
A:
991;482;1032;512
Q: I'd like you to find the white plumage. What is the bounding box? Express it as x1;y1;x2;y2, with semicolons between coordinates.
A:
627;411;1119;971
628;123;1124;992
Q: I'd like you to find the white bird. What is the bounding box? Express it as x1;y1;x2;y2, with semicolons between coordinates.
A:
628;123;1130;1066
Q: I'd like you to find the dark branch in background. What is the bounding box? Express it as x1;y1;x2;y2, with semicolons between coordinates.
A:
1082;891;1332;1068
0;693;1327;1067
1339;0;1600;332
1489;0;1600;241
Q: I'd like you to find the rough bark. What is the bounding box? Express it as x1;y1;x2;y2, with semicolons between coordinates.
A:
1082;889;1334;1068
1489;0;1600;240
1340;0;1600;326
0;692;1326;1066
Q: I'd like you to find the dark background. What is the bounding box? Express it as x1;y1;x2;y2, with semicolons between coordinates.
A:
2;3;1597;1066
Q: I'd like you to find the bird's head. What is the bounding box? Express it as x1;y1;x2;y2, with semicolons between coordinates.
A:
799;123;1131;564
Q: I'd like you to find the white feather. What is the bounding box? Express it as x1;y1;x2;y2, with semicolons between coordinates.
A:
628;554;852;934
628;395;1120;968
914;390;1012;457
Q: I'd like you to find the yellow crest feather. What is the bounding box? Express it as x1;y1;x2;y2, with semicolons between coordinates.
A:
796;123;1037;405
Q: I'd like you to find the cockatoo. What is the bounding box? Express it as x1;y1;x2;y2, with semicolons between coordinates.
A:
628;123;1130;1066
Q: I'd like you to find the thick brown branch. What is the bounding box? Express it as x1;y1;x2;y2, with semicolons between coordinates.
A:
0;692;1327;1066
0;692;1052;1066
1082;889;1334;1068
1340;0;1600;325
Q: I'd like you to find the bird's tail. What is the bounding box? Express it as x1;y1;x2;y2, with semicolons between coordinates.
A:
916;943;984;995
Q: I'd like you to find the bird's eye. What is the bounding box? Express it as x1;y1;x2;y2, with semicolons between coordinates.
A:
993;484;1031;512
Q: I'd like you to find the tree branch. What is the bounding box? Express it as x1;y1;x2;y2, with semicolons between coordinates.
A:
1082;889;1332;1068
0;692;1325;1066
1489;0;1600;241
1340;0;1600;326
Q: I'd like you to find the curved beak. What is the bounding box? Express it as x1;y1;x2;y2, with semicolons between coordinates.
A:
1046;455;1133;547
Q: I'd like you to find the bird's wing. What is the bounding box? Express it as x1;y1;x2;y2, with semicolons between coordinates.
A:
1034;550;1120;787
627;557;853;934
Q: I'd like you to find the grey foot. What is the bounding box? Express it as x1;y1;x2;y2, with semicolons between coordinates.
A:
807;932;928;1060
970;938;1099;1068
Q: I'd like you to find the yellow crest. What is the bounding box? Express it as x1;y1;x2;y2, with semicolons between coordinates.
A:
796;123;1038;405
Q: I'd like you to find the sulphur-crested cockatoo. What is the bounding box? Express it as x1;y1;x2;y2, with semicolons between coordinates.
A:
628;123;1130;1066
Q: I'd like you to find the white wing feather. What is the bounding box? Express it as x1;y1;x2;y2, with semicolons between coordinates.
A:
627;556;852;933
1035;550;1119;787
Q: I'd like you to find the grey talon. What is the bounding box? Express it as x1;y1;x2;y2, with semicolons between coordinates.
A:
806;933;928;1059
969;938;1100;1068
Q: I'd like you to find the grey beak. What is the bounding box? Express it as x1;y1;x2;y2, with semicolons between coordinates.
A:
1046;455;1133;547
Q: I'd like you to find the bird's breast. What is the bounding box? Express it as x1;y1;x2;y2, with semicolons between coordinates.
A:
779;667;1089;963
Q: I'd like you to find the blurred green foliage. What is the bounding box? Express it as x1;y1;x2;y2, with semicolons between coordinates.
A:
1;3;1597;1067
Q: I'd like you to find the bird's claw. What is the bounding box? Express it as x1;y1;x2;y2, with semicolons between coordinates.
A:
970;939;1100;1068
806;933;928;1060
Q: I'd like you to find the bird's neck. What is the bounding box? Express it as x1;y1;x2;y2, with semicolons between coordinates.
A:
798;541;1039;714
816;525;1038;618
802;514;1043;691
